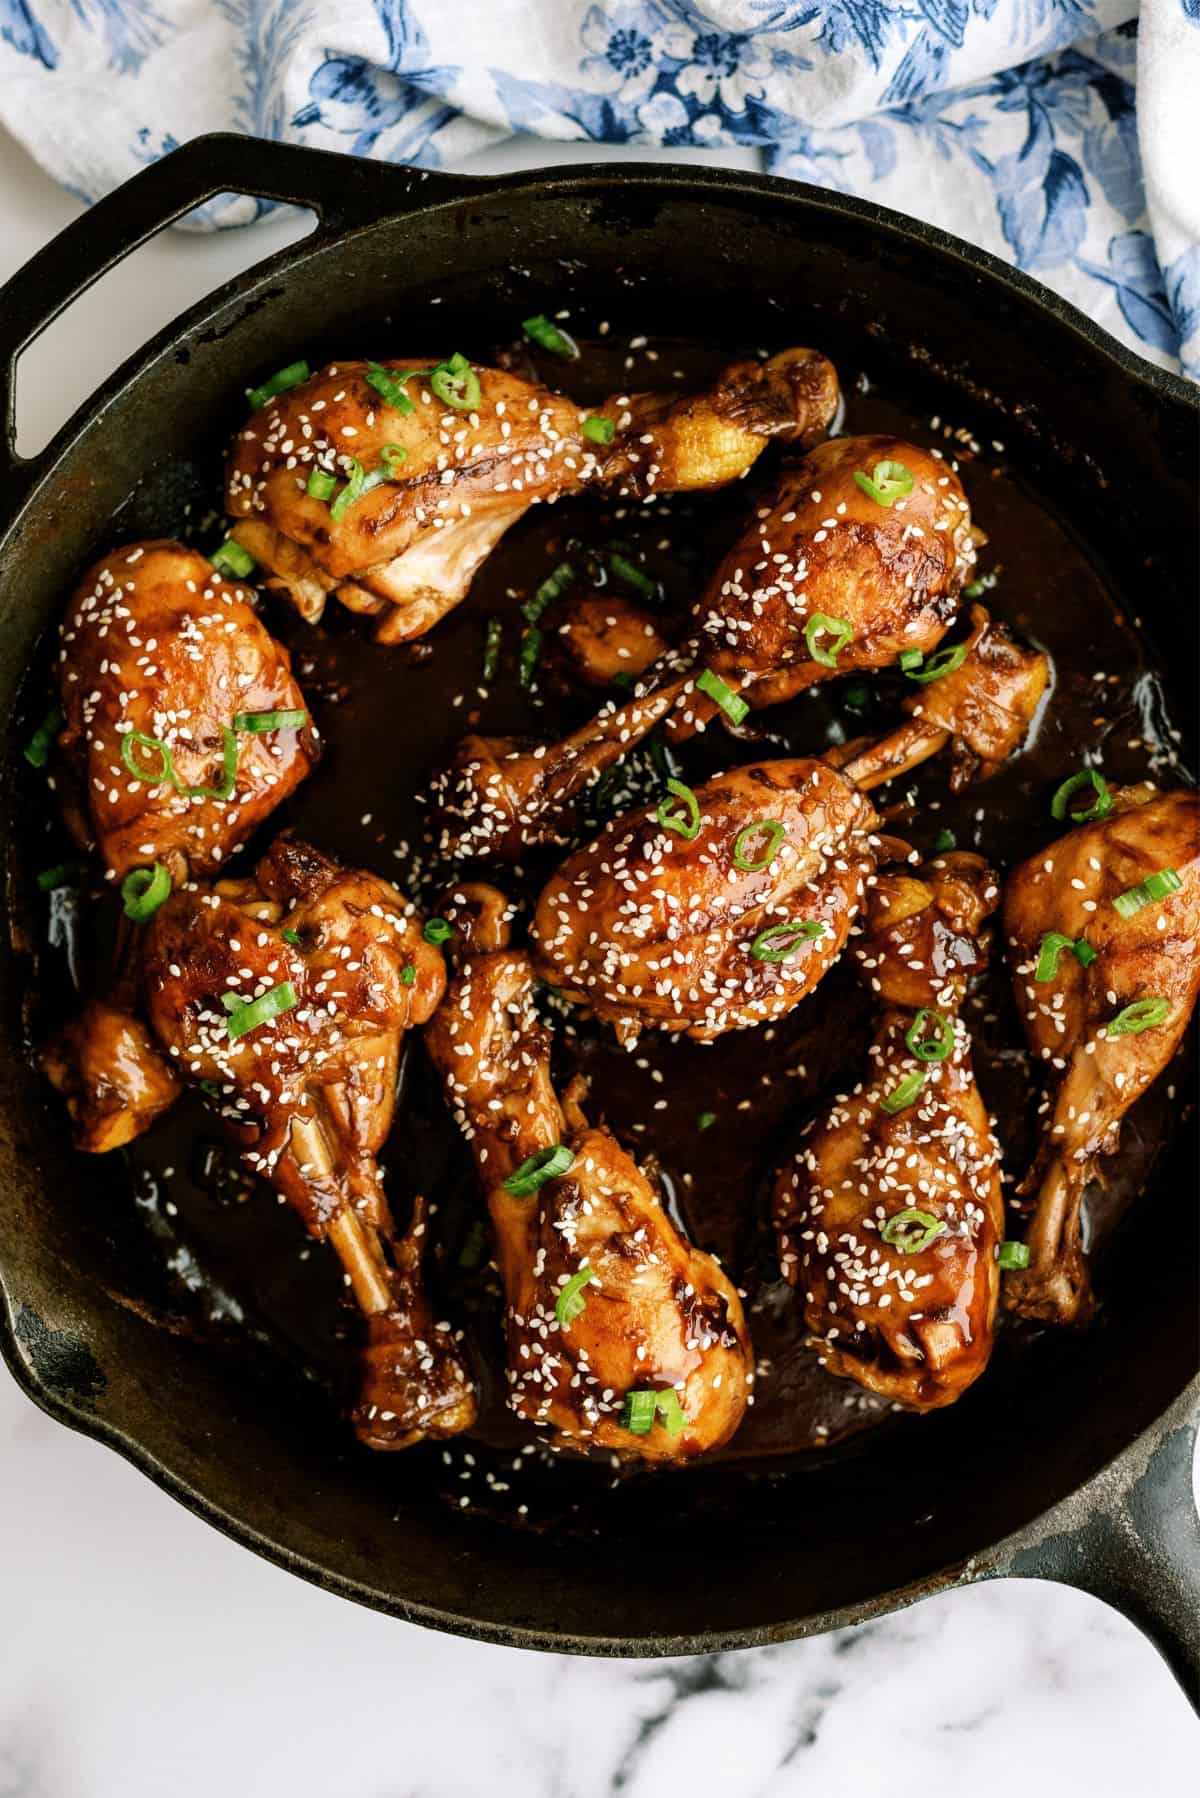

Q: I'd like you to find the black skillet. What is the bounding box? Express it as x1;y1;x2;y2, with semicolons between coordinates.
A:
0;135;1197;1699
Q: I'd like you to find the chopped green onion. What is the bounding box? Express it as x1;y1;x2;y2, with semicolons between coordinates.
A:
523;561;574;625
457;1219;488;1271
246;360;310;411
23;705;62;769
997;1241;1031;1271
380;442;409;477
932;828;957;853
121;862;171;923
177;725;239;801
621;1389;658;1435
906;643;968;685
523;314;577;359
843;683;870;714
749;919;825;962
611;673;635;692
423;918;452;945
502;1143;575;1198
697;1111;716;1132
518;626;544;688
555;1266;597;1327
733;818;786;872
1050;768;1112;824
306;467;337;501
608;552;658;602
879;1207;945;1253
330;457;369;523
881;1068;926;1115
964;571;998;599
211;538;255;579
583;415;615;446
37;863;78;892
399;963;416;986
366;361;434;415
232;709;307;734
804;612;853;668
648;734;681;783
621;1388;686;1437
281;928;301;947
1144;867;1182;901
224;980;298;1041
696;667;748;726
430;351;481;411
1074;940;1098;969
904;1009;954;1063
898;648;924;672
1035;931;1079;982
656;778;701;842
1106;997;1171;1037
483;616;502;682
853;459;914;507
121;728;175;786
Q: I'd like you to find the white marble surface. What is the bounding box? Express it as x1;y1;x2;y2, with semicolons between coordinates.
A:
0;123;1196;1796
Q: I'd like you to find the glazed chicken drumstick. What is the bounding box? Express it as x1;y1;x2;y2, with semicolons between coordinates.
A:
140;835;476;1449
773;853;1005;1410
226;347;839;645
424;884;753;1461
430;435;976;862
1002;783;1200;1325
41;541;319;1152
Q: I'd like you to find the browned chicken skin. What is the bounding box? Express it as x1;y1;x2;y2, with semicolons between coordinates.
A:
424;884;753;1460
430;438;978;864
547;591;670;691
140;836;476;1448
773;853;1005;1410
53;541;317;883
40;994;181;1154
1002;785;1200;1325
226;349;838;645
531;758;880;1045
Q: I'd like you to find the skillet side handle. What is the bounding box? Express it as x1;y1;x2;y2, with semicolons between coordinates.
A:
0;133;482;516
985;1384;1200;1709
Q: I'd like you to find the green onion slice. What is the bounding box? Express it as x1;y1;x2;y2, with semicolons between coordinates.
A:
904;1009;954;1063
608;552;659;602
306;467;337;501
696;667;748;726
502;1143;575;1198
1050;768;1112;824
906;643;968;685
854;459;914;507
330;457;370;523
1112;873;1179;919
211;538;255;579
381;443;409;477
121;862;171;923
733;818;786;872
879;1207;945;1253
224;980;298;1041
843;683;870;714
963;571;999;599
523;314;577;359
423;918;453;946
697;1111;716;1132
37;863;79;892
523;561;574;626
399;963;416;986
583;415;615;446
120;729;176;786
1035;931;1078;982
232;709;307;734
24;705;62;769
1106;997;1171;1037
881;1068;926;1115
177;725;239;801
804;612;854;668
483;616;502;682
518;626;543;688
457;1219;488;1271
656;778;701;842
365;361;429;416
898;648;924;672
932;828;957;853
749;919;825;962
430;351;481;411
246;360;310;411
555;1266;597;1327
651;1389;687;1436
621;1388;686;1437
997;1241;1031;1271
281;928;301;947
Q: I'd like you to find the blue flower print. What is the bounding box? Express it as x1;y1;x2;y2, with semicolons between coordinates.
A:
580;3;691;101
675;28;773;114
1;0;56;67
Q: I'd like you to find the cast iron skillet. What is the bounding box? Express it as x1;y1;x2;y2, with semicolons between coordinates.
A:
0;135;1197;1698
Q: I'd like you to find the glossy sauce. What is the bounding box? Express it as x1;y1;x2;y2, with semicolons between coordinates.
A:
18;335;1195;1490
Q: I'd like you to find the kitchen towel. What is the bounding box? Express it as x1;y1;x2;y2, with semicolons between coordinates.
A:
1;2;1197;377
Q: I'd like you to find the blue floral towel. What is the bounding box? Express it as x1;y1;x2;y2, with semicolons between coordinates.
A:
1;2;1197;377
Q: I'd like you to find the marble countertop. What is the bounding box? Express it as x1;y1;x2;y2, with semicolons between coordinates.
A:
0;124;1195;1797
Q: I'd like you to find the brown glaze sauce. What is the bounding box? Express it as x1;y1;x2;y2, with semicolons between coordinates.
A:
17;334;1195;1502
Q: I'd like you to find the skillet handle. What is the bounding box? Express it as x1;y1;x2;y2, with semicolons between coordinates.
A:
0;133;482;510
984;1382;1200;1708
